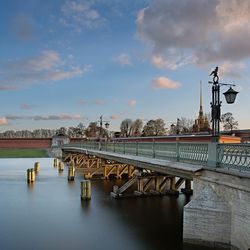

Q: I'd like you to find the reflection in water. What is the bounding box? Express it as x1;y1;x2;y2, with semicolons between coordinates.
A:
80;199;91;213
0;158;224;250
27;182;35;191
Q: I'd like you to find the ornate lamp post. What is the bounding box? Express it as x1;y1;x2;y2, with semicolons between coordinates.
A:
209;67;238;137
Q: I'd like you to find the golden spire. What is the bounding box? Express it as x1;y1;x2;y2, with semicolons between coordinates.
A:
199;80;203;116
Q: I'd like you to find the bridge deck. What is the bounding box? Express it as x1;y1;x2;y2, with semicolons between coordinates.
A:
63;147;203;179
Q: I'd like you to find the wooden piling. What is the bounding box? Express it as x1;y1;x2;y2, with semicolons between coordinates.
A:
27;168;35;183
68;166;75;181
81;180;91;200
54;158;59;167
58;162;64;172
34;162;40;172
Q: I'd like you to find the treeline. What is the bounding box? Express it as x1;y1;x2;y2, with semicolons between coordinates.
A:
0;117;196;138
0;123;86;138
2;114;231;139
119;117;195;137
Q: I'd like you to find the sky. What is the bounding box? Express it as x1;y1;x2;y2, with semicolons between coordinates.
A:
0;0;250;132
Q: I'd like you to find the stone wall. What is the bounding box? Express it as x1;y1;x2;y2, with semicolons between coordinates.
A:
0;138;52;149
183;169;250;250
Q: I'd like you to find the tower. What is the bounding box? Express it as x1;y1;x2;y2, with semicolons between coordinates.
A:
193;81;210;133
198;81;204;127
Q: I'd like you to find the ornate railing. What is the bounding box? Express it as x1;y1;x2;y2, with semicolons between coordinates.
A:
63;141;250;172
64;141;209;166
217;144;250;171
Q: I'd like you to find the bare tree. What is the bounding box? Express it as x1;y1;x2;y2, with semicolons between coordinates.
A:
131;119;143;137
120;119;133;137
221;112;238;133
178;117;194;134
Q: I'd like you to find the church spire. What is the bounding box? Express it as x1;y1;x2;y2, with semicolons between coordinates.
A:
199;80;203;116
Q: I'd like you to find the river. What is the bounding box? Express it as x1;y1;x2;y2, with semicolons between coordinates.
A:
0;158;222;250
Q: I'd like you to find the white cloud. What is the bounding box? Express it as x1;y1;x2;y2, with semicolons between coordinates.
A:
220;61;246;78
128;99;136;106
5;114;85;121
152;77;181;90
60;0;105;32
137;0;250;69
0;117;8;125
110;115;120;120
94;99;105;105
28;50;61;71
20;103;35;110
79;99;88;105
0;50;91;89
152;54;196;70
113;53;133;66
0;85;19;91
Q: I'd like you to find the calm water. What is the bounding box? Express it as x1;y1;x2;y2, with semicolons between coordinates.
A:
0;158;219;250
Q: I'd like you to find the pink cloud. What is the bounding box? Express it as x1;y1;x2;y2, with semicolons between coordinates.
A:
0;117;8;125
128;99;136;107
110;115;120;120
0;85;19;91
20;103;34;110
152;77;181;90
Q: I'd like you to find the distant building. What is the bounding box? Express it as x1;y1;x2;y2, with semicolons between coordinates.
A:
51;133;70;147
192;81;211;133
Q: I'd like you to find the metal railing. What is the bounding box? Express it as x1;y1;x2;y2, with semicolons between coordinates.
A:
217;144;250;171
64;141;209;166
63;141;250;172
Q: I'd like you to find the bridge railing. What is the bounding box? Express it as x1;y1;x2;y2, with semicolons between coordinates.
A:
63;141;250;172
64;141;209;166
217;143;250;172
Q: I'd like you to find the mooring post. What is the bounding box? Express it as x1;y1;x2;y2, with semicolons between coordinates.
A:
54;158;59;167
27;168;35;183
58;162;64;172
68;166;75;181
81;180;91;200
34;162;40;172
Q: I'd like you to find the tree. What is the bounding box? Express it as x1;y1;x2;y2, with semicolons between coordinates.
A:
73;123;85;137
178;117;194;134
85;122;99;138
131;119;143;137
154;119;166;135
142;119;166;136
120;119;133;137
221;112;238;133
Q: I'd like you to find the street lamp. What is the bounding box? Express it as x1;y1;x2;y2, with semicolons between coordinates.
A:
98;116;110;140
209;66;239;137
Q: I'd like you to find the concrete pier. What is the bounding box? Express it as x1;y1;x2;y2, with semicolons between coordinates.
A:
183;169;250;250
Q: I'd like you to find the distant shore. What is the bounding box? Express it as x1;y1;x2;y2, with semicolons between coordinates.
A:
0;149;49;158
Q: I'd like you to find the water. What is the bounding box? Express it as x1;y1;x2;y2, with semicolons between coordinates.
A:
0;158;220;250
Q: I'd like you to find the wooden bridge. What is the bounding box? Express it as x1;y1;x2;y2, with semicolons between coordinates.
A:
61;141;250;250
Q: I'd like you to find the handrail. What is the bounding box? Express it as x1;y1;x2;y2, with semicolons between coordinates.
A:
62;141;250;172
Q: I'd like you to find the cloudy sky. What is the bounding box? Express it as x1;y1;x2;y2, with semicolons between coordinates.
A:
0;0;249;132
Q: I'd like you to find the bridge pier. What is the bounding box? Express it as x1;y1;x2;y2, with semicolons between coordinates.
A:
181;180;193;195
183;169;250;250
110;173;192;198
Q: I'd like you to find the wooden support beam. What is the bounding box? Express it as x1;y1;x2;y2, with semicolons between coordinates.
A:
175;178;185;190
181;179;193;195
143;178;154;192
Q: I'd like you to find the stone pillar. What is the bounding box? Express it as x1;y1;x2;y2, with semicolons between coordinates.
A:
183;184;231;248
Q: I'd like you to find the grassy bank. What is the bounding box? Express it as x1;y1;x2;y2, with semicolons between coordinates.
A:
0;149;49;158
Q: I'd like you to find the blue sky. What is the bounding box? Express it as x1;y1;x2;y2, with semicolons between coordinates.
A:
0;0;249;132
